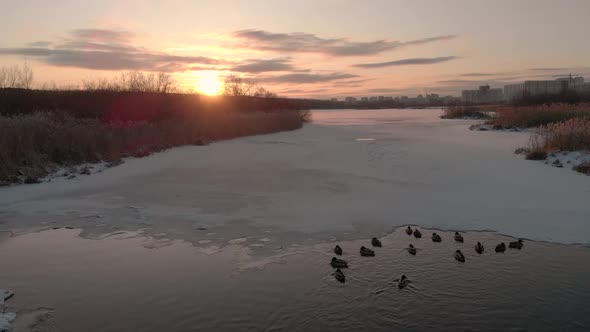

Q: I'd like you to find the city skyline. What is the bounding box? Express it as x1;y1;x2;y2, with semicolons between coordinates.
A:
1;0;589;98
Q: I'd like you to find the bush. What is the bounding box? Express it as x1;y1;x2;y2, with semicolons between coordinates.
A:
441;106;492;119
488;104;590;128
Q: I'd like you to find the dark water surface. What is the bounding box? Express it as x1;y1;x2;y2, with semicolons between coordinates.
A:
1;227;589;331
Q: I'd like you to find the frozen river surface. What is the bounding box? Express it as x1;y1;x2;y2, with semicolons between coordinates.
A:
1;108;590;245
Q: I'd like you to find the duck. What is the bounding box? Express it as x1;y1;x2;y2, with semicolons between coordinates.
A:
405;226;413;235
330;257;348;268
454;232;464;243
432;232;442;242
333;268;346;283
454;250;466;262
509;239;524;250
475;242;484;254
408;244;417;255
371;237;382;247
495;242;506;253
397;275;410;289
413;229;422;238
334;245;343;255
360;246;375;257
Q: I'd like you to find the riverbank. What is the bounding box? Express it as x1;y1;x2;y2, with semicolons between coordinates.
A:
0;90;309;186
443;104;590;175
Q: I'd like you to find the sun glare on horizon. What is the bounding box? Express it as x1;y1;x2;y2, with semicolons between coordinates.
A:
195;71;222;96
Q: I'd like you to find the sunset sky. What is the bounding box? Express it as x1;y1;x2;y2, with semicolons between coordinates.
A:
1;0;589;98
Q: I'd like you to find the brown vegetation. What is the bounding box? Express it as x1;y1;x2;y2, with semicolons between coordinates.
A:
538;118;590;152
0;67;308;186
520;118;590;174
441;105;492;119
0;108;307;185
487;104;590;129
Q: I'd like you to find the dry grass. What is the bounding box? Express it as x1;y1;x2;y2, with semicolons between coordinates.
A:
441;106;493;119
489;104;590;129
521;117;590;170
539;118;590;151
0;110;306;185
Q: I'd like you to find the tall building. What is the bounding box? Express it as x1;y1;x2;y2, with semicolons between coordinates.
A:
461;85;503;103
504;76;586;101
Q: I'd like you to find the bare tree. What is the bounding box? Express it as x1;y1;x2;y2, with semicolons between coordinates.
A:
0;63;33;89
253;86;278;98
223;75;257;97
155;72;176;93
223;74;277;98
82;71;177;93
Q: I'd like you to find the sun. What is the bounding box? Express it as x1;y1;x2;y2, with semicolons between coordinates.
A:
195;71;222;96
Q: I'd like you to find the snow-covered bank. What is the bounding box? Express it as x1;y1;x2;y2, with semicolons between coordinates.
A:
1;109;589;245
0;289;15;332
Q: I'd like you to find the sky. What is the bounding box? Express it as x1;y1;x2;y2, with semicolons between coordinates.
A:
1;0;589;98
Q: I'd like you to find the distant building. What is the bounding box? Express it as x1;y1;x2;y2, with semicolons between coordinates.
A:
361;97;369;102
345;97;357;102
369;96;378;102
504;76;586;101
426;93;440;103
384;96;393;101
416;94;427;104
462;85;503;103
330;98;338;102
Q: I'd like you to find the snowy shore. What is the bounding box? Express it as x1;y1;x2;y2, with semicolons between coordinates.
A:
1;109;589;246
0;289;15;332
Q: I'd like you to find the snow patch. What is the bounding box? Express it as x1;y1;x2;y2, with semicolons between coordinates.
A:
0;290;13;305
543;151;590;170
228;237;251;245
0;289;16;332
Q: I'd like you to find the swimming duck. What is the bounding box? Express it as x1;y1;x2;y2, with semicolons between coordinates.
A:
475;242;484;254
432;233;442;242
454;250;466;262
408;244;417;255
334;245;343;255
509;239;524;250
371;237;382;247
334;268;346;283
454;232;464;243
398;275;410;289
413;229;422;238
360;246;375;257
495;242;506;253
330;257;349;268
405;226;413;235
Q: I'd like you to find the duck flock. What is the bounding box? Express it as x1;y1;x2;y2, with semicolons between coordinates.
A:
330;226;524;286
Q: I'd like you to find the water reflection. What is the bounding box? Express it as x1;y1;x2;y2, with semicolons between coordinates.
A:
0;227;589;331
